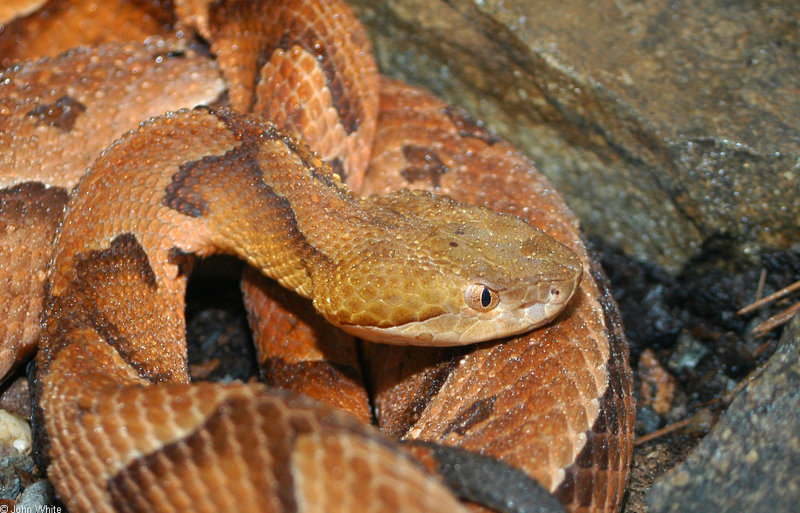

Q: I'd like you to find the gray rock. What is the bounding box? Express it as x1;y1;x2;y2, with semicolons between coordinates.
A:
646;312;800;512
0;452;33;500
16;480;55;509
351;0;800;272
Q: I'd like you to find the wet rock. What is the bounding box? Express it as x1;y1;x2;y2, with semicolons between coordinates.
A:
645;312;800;512
351;0;800;272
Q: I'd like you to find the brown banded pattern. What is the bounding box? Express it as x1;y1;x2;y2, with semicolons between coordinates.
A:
0;42;224;190
181;0;378;189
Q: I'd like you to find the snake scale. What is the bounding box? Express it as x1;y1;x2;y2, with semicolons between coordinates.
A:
0;0;635;512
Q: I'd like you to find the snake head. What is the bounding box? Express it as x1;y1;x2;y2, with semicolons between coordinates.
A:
311;189;583;346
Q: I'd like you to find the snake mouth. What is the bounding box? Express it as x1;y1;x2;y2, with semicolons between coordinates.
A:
337;265;583;347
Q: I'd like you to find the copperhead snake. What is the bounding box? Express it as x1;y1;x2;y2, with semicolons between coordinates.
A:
0;1;635;512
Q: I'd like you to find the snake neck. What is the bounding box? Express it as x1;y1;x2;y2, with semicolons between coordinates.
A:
198;110;377;298
38;109;363;379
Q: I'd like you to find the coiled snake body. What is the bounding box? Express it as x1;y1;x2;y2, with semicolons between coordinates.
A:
0;0;634;512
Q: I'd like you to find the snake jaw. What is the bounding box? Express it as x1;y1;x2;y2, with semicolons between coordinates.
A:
333;260;583;347
317;266;583;347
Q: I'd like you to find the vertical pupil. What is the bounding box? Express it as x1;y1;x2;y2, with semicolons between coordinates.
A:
481;287;492;307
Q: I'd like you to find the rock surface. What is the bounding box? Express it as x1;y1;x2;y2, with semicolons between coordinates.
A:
645;312;800;512
351;0;800;272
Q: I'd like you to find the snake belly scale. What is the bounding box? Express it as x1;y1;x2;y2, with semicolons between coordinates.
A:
0;0;634;512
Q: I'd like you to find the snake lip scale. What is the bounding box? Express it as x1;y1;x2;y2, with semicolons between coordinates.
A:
337;241;584;346
0;0;634;512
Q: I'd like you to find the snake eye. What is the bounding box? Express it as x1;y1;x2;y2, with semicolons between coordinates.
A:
464;284;500;312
